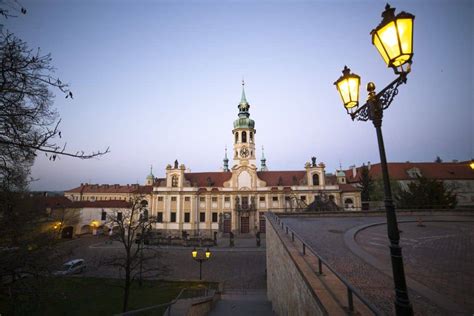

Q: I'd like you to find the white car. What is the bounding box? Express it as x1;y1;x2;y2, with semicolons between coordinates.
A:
53;259;86;276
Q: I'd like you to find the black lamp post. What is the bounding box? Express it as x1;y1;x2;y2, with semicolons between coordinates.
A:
191;247;212;280
334;4;414;316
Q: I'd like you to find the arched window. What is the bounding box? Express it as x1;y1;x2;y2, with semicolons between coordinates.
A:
235;132;238;143
171;175;179;187
312;173;320;186
250;132;253;142
242;131;247;143
344;198;354;209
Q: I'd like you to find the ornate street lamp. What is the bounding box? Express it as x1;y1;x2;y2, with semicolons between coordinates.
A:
334;4;414;316
191;247;212;280
372;4;415;74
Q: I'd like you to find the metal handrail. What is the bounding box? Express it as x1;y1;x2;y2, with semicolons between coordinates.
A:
117;286;210;316
266;211;380;315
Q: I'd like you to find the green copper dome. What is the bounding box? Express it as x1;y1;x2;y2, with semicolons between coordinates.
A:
336;170;346;177
234;80;255;129
233;117;255;129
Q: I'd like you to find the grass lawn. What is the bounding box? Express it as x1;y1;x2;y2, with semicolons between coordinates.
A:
0;277;214;315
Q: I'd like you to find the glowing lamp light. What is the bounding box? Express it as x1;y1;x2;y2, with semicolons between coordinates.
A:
334;66;360;113
192;248;197;259
371;4;415;72
53;221;62;230
91;220;99;228
205;248;211;259
470;160;474;170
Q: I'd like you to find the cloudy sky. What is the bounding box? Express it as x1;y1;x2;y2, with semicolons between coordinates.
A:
4;0;472;191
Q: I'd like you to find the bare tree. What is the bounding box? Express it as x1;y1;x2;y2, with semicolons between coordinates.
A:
101;196;167;312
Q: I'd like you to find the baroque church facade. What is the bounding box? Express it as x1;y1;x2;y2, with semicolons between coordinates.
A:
65;83;361;235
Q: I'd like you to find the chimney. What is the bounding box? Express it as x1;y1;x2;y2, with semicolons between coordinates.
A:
367;161;371;170
349;165;357;178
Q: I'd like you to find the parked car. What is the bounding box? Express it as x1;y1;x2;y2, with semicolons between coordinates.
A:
53;259;86;276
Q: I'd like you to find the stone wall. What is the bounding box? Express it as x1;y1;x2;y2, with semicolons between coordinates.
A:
266;215;344;315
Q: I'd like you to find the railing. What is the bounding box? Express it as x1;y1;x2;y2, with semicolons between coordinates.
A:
266;212;380;315
116;286;211;316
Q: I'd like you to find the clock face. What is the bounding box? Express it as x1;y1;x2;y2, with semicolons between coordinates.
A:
240;147;249;158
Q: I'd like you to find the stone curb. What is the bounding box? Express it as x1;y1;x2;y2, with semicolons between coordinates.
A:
88;242;266;252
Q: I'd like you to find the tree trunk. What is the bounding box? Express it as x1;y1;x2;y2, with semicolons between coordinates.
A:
122;266;131;312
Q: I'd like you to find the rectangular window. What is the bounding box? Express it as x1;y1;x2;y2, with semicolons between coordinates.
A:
211;197;218;202
158;197;163;202
199;197;205;202
224;197;230;202
101;211;106;221
272;196;279;202
171;197;177;202
301;196;306;201
212;212;218;223
184;213;190;223
259;196;265;202
200;212;206;222
285;196;291;201
117;212;122;221
170;212;176;222
242;196;249;207
185;197;190;202
157;212;163;223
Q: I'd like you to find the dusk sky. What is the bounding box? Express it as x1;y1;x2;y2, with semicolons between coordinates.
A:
4;0;472;191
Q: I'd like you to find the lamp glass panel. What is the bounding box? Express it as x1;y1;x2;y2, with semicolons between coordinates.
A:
393;18;413;66
337;77;359;109
192;250;197;258
373;34;390;65
376;21;400;65
336;79;350;106
348;77;360;108
205;251;211;259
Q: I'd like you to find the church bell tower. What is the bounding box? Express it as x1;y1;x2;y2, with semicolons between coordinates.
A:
232;81;256;167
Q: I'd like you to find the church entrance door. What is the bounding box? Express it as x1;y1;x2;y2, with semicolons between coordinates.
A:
240;216;249;233
224;219;231;233
259;214;266;233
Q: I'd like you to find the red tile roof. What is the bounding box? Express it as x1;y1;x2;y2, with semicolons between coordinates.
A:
257;171;306;186
338;183;361;192
184;172;232;187
65;184;152;194
36;196;73;209
345;162;474;182
70;200;131;208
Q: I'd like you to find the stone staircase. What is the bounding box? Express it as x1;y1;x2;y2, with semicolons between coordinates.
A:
209;289;274;316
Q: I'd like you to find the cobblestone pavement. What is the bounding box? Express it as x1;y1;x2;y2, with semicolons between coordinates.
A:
357;219;474;314
282;215;474;315
57;235;266;290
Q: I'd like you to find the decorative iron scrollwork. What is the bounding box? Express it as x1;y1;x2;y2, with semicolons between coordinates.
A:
350;75;406;122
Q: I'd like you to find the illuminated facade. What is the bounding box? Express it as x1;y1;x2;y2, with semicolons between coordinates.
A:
65;83;361;235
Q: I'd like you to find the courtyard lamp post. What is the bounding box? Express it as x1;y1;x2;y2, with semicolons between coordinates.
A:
334;4;414;316
191;247;212;280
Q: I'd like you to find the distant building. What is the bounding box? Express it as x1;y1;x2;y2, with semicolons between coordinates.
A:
64;82;361;236
41;196;129;237
345;161;474;207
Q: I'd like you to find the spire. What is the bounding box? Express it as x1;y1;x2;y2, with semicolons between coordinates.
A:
146;164;154;185
147;165;154;179
240;79;247;104
223;146;229;172
238;79;250;116
260;146;268;171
